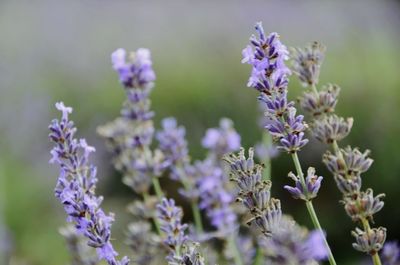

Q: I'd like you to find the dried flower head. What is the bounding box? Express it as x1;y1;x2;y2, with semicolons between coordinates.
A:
224;148;282;236
312;114;353;144
352;227;387;255
291;42;326;87
299;84;340;117
343;189;385;222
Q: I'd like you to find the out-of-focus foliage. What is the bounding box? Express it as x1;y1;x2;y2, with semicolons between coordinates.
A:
1;1;400;264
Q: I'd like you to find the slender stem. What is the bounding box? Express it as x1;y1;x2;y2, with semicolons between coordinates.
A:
291;153;337;265
181;179;204;233
332;140;342;159
227;233;244;265
261;133;272;181
190;201;204;233
372;253;382;265
311;83;319;95
253;247;263;265
143;191;162;235
151;177;164;199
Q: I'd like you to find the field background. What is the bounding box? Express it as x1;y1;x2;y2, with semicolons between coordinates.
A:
1;1;400;264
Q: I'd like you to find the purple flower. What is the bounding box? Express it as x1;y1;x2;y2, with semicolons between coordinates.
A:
156;198;188;260
242;22;290;93
382;241;400;265
202;118;241;157
111;48;155;88
303;230;328;261
156;117;189;166
49;102;129;265
242;22;308;153
260;216;327;264
284;167;323;201
98;48;167;194
195;159;237;233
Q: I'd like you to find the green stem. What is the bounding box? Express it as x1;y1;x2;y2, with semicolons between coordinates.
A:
143;191;162;235
291;153;337;265
227;233;244;265
151;177;164;199
252;247;263;265
372;253;382;265
261;133;272;181
181;179;204;233
190;201;204;233
311;83;319;95
332;141;342;159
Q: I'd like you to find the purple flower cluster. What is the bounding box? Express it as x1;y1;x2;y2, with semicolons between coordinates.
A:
224;149;327;263
242;22;308;153
284;167;323;201
196;119;240;234
156;198;205;265
112;48;155;89
202;118;241;158
49;102;129;265
98;48;167;194
260;216;327;265
156;198;188;260
195;159;237;233
156;117;189;169
242;23;290;92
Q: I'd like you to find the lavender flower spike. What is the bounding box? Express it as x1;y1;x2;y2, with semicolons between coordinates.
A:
49;102;129;265
242;22;309;153
156;198;205;264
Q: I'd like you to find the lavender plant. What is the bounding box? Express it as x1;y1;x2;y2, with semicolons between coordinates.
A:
292;41;387;265
241;22;337;265
46;21;397;265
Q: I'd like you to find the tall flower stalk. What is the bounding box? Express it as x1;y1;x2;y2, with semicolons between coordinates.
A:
97;49;166;262
49;102;129;265
241;22;337;265
156;198;205;265
292;42;386;265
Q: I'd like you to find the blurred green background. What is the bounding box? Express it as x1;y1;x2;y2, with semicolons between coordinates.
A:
1;0;400;264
